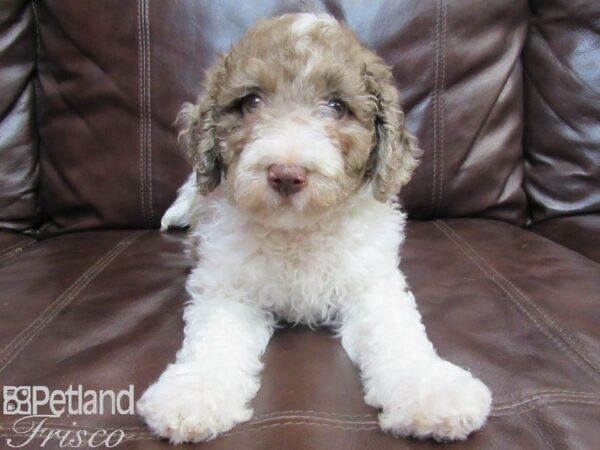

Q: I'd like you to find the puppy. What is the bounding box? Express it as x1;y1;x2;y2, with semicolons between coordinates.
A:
137;13;492;444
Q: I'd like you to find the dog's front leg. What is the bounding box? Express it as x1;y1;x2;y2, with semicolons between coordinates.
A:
137;297;274;443
339;278;491;442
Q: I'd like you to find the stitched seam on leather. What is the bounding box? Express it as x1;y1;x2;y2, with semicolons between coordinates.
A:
0;418;380;436
0;413;378;433
0;232;145;370
430;0;440;214
0;239;28;257
137;0;146;224
4;391;600;433
142;0;151;225
493;391;600;409
6;399;600;443
137;0;149;226
30;0;42;191
495;390;600;405
0;415;379;434
228;415;377;428
0;240;35;265
9;400;600;442
255;409;373;419
430;0;447;216
436;0;447;213
434;220;600;381
434;221;600;384
439;221;600;375
143;0;154;225
0;231;146;374
499;273;600;375
221;421;380;437
0;241;35;264
490;398;600;417
4;396;600;437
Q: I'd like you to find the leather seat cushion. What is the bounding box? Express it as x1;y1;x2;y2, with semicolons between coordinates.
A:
0;220;599;449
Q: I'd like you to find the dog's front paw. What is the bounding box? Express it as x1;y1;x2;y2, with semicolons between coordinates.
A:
137;372;253;443
379;361;491;442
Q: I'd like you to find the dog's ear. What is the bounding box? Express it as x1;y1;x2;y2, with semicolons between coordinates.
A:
176;95;221;195
363;61;422;202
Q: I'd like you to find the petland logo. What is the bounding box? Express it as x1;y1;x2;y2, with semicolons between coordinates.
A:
2;385;135;448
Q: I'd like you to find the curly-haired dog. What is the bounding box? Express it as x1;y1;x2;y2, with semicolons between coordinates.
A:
137;13;492;444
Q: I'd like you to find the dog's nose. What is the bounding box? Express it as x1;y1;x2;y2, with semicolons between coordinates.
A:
267;164;308;195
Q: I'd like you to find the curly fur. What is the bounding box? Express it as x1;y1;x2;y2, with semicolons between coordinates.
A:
138;12;491;444
176;100;221;195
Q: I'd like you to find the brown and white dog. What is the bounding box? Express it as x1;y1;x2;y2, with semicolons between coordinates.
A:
137;13;491;444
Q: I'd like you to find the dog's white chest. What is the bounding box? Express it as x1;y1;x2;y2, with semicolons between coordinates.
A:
230;227;355;324
187;197;404;326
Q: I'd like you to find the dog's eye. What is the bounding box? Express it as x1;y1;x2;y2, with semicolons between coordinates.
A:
327;99;347;119
241;93;262;115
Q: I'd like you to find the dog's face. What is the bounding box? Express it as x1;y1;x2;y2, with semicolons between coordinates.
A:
179;13;421;229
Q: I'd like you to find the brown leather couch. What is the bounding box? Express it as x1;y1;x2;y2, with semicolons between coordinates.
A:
1;1;599;449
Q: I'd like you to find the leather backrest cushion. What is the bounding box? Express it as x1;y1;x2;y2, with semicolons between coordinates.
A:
35;0;529;235
0;1;39;232
523;0;600;224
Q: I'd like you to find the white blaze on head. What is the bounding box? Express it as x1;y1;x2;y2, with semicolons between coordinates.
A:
289;13;340;75
291;13;338;35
